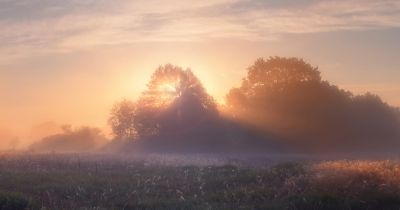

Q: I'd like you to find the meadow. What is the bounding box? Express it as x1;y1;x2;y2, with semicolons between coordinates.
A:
0;153;399;209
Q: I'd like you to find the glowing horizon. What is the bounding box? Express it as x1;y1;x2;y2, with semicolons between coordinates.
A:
1;0;400;148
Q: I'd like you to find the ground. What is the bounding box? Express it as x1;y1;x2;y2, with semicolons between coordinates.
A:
0;153;400;210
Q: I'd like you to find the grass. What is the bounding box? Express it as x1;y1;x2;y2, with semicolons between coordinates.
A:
0;153;400;209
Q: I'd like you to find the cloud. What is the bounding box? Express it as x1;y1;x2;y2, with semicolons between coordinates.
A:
0;0;399;60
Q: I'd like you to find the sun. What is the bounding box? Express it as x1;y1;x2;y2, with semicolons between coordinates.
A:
150;79;181;107
159;82;178;94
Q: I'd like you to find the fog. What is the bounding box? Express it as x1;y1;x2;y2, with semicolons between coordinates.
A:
103;59;400;155
225;57;400;153
0;127;19;150
2;57;400;156
29;126;108;153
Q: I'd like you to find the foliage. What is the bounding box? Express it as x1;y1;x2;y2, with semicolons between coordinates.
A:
109;99;137;140
226;56;400;151
107;57;400;152
135;64;217;138
108;64;223;150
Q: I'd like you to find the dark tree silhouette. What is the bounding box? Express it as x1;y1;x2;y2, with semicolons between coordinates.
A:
107;58;400;153
134;64;218;138
226;57;400;152
109;64;224;151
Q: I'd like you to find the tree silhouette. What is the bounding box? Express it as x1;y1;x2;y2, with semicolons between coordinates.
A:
226;57;400;152
109;64;219;144
108;58;400;153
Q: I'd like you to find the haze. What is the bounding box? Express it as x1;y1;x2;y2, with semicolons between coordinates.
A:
1;0;400;149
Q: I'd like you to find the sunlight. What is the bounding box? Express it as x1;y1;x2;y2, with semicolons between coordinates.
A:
159;82;178;94
151;79;182;108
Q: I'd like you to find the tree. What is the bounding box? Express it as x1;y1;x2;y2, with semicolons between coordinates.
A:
108;99;137;140
245;57;320;90
109;64;218;142
226;56;400;152
226;57;334;133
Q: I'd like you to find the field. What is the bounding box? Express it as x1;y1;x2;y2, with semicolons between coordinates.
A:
1;153;400;210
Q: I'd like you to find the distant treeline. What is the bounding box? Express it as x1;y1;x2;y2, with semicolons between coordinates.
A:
30;126;107;153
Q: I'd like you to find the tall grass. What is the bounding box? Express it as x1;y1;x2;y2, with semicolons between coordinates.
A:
0;154;400;209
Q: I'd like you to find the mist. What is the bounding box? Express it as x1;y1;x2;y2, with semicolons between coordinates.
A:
29;126;108;153
225;57;400;154
1;57;397;157
2;0;400;208
0;127;19;150
98;59;400;156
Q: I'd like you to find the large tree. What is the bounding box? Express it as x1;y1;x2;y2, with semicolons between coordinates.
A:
109;64;219;143
226;57;400;151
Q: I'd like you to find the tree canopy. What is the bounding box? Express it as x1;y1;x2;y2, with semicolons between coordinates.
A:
109;99;137;140
109;64;219;145
108;58;400;153
226;57;400;152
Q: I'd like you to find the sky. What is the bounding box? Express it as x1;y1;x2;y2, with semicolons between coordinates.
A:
1;0;400;145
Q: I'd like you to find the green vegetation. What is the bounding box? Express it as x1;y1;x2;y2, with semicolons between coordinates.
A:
1;154;400;209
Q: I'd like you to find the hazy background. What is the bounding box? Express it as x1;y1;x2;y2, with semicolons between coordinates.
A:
1;0;400;148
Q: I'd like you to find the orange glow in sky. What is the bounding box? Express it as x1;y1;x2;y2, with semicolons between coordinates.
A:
1;0;400;148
